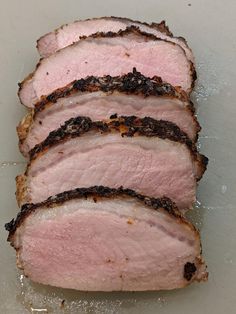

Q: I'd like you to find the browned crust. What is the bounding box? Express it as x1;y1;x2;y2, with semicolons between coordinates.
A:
37;17;193;64
187;104;201;139
18;72;33;93
7;186;182;238
36;17;174;51
185;257;208;282
123;18;190;52
184;262;197;280
16;116;206;206
21;26;196;104
29;116;198;159
35;69;188;113
28;116;207;176
98;17;173;36
86;18;193;51
149;20;173;36
18;104;200;157
18;108;200;158
18;69;199;146
18;116;207;206
18;70;201;152
190;62;197;91
18;69;198;148
194;256;209;282
79;25;176;46
18;107;200;153
17;111;34;143
197;149;208;180
70;17;173;37
15;175;28;207
103;17;173;36
76;25;195;86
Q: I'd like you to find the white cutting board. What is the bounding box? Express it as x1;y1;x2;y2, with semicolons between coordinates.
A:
0;0;236;313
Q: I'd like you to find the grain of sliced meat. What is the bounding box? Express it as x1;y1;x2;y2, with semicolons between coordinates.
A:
37;17;193;61
18;70;200;156
16;116;207;210
19;27;196;107
6;186;207;291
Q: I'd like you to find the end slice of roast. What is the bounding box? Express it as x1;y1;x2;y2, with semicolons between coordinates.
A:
37;16;194;61
6;186;208;291
18;70;200;156
19;26;196;107
16;116;208;210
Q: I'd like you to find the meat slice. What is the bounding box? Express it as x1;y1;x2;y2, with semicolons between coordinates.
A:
18;70;200;156
6;186;208;291
19;27;196;107
16;116;207;210
37;17;193;61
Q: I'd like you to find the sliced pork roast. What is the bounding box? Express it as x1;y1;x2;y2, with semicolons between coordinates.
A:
16;116;207;210
18;70;200;156
19;27;196;107
37;17;193;61
6;186;208;291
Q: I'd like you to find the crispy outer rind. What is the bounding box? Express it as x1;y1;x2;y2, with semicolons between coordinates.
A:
20;26;196;105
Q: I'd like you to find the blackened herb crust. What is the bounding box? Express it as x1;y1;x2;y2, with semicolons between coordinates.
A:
17;70;200;152
29;115;197;160
184;262;197;281
35;68;187;113
28;115;208;178
6;186;181;239
20;25;196;104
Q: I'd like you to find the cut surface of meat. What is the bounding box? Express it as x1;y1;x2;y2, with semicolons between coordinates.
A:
19;27;196;107
16;116;208;210
18;70;200;156
6;186;208;291
37;17;194;61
